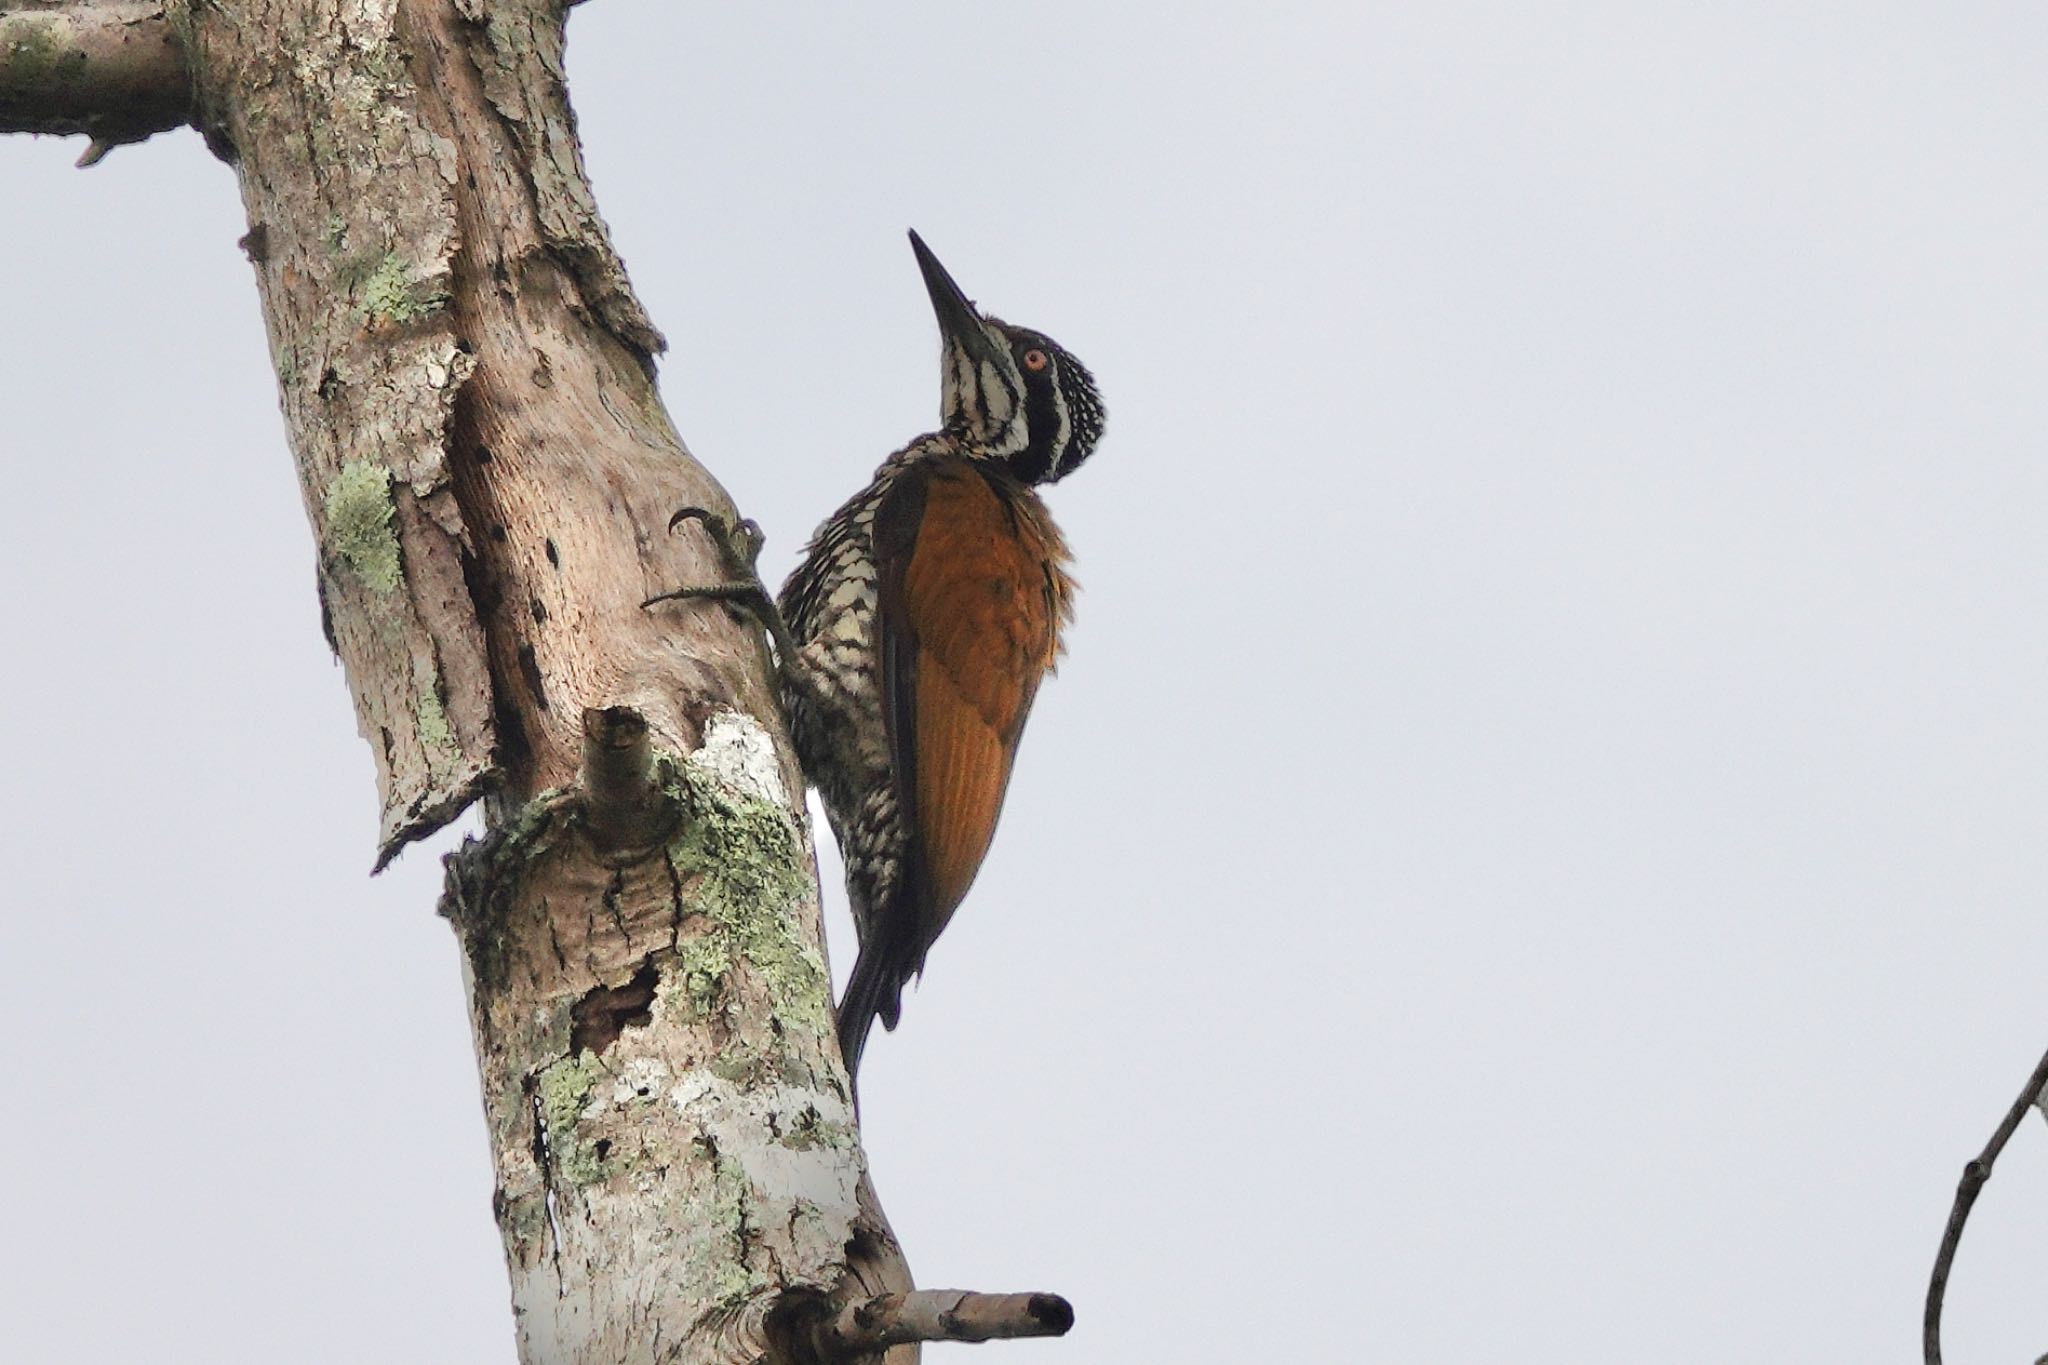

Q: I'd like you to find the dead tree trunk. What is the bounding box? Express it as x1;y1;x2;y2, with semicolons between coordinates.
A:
0;3;1070;1360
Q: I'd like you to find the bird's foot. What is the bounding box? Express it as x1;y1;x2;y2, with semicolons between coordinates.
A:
664;507;767;576
645;507;800;668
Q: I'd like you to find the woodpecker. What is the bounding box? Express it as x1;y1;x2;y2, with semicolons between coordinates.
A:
647;231;1105;1080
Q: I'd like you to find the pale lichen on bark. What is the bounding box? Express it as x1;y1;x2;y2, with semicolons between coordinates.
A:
444;708;888;1361
323;459;405;594
665;714;838;1044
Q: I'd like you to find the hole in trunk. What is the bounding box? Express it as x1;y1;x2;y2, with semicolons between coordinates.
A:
570;961;660;1055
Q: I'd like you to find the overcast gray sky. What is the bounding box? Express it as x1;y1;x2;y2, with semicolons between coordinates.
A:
3;3;2046;1360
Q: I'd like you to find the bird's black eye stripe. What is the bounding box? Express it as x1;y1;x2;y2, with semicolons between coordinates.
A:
1011;358;1062;483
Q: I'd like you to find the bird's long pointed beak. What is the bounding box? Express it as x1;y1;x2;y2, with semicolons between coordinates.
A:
908;229;997;363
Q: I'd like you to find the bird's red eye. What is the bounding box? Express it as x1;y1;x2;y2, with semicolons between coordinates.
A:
1022;348;1050;372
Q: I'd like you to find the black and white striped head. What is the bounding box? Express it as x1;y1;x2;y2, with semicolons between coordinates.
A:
910;230;1106;486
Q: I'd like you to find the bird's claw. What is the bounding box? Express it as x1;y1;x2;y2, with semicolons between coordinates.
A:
665;506;766;571
666;505;718;536
647;505;776;618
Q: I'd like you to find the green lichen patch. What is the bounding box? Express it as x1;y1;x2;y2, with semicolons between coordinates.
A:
709;1258;762;1303
535;1051;606;1185
672;931;731;1019
536;1051;596;1134
705;1047;758;1086
679;1142;768;1306
1;22;64;86
323;459;403;594
778;1104;855;1152
660;751;831;1040
359;252;449;324
416;686;458;756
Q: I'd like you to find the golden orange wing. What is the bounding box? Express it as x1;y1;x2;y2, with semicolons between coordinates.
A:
873;457;1069;949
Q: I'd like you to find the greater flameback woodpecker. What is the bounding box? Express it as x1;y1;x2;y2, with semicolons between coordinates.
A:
647;231;1105;1081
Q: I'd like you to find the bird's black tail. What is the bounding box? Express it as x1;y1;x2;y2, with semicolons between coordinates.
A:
836;947;905;1083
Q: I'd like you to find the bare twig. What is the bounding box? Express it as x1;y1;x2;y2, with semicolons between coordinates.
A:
826;1290;1074;1353
0;3;188;151
1924;1044;2048;1365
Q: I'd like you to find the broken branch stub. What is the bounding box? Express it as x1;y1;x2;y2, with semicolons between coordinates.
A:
0;3;189;150
580;705;671;856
